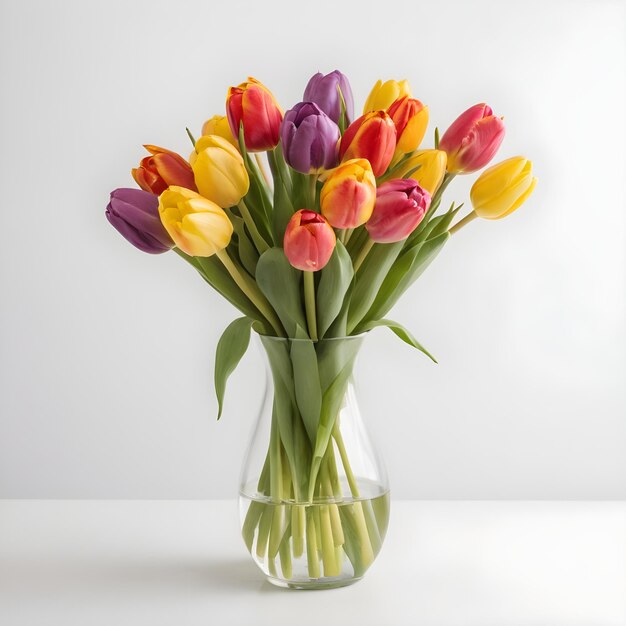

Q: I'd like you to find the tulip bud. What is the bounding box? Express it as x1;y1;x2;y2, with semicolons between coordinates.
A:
280;102;340;174
339;111;396;177
363;79;411;113
387;96;429;161
470;156;537;219
190;135;250;208
395;149;447;195
201;115;238;148
226;77;283;152
283;209;336;271
131;145;197;196
439;103;505;174
303;70;354;125
158;186;233;257
320;159;376;229
366;179;431;243
106;188;174;254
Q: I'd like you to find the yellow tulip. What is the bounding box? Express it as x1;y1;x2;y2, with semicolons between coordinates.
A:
190;135;249;208
201;115;239;148
158;186;233;257
363;79;411;113
395;150;447;195
470;156;537;219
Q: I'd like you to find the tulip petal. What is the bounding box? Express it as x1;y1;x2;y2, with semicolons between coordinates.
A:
499;177;537;218
455;115;506;172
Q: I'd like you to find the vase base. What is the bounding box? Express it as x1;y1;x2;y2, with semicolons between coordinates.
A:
266;575;363;590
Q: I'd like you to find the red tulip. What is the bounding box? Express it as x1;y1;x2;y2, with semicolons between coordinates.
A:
339;111;396;176
131;145;197;195
438;103;505;174
226;77;283;152
366;179;430;243
283;209;336;271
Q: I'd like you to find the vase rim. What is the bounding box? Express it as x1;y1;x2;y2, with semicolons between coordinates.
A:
254;331;368;343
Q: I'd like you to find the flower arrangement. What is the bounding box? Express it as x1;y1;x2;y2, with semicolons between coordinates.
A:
106;71;536;588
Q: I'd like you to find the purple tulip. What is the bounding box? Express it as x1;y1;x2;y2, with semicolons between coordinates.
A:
105;188;174;254
281;102;340;174
303;70;354;125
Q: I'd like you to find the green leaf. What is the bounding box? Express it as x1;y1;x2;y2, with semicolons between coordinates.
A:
359;318;437;363
316;242;354;338
308;353;358;500
359;231;449;326
347;241;404;334
290;328;322;443
414;205;461;243
214;317;255;419
337;84;348;135
267;148;293;240
238;124;274;244
229;214;259;276
325;278;355;338
256;248;307;337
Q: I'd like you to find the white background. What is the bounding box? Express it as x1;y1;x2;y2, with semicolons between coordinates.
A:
0;0;624;500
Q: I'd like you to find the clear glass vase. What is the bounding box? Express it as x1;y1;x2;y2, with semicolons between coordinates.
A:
239;334;390;589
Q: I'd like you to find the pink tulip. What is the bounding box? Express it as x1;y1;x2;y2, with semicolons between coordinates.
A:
439;103;505;174
366;179;430;243
284;209;336;271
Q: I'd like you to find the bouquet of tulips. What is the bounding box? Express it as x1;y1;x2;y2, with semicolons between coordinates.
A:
106;71;536;585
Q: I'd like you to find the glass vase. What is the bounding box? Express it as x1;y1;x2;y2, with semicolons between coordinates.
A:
239;334;390;590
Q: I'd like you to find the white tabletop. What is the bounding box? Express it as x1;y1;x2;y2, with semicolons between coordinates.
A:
1;500;624;626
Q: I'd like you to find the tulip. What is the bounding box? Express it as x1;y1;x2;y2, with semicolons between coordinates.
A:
387;96;429;161
106;188;174;254
303;70;354;125
366;179;431;243
363;79;411;113
280;102;340;174
158;186;233;257
226;77;283;152
395;149;447;195
131;145;197;195
470;156;537;220
320;159;376;229
190;135;249;208
439;103;505;174
339;111;396;177
201;115;238;148
283;209;336;271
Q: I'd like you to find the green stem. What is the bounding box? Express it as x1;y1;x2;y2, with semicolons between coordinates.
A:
449;210;478;235
215;249;284;336
343;228;354;246
237;199;269;254
306;508;320;578
353;238;375;273
254;153;272;187
308;173;318;210
303;271;318;341
332;423;359;497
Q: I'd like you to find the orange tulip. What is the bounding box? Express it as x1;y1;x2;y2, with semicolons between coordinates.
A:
387;96;429;161
131;145;197;196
